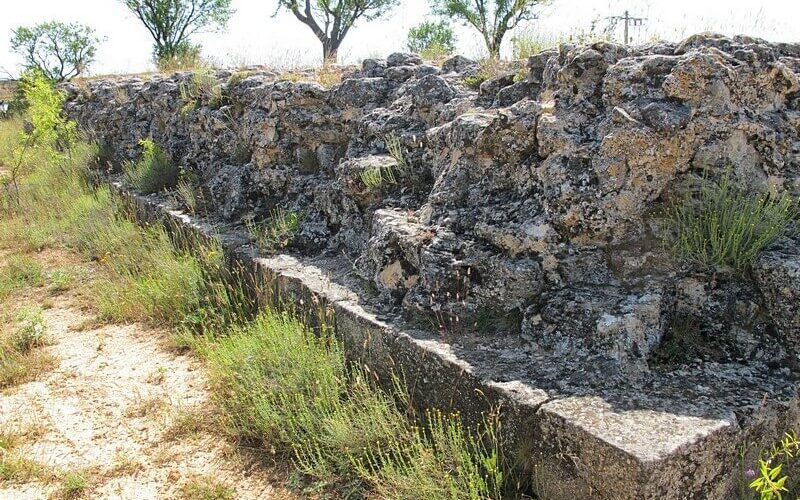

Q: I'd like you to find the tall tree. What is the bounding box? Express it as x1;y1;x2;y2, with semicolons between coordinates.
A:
433;0;542;57
407;21;455;57
10;22;99;82
121;0;233;63
276;0;398;63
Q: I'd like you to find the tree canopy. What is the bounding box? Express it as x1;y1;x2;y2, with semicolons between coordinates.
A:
407;21;455;57
432;0;542;57
121;0;233;63
277;0;398;63
10;22;99;82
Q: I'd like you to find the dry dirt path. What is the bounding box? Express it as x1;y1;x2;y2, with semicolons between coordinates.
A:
0;253;296;499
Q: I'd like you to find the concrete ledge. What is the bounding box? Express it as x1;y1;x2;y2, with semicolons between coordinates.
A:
110;181;798;499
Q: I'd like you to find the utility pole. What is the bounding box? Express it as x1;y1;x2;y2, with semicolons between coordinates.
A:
607;10;646;45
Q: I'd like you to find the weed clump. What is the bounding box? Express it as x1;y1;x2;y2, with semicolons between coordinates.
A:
123;139;179;194
666;171;797;272
245;208;301;252
180;66;224;113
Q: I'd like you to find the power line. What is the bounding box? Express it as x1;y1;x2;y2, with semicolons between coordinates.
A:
607;10;646;45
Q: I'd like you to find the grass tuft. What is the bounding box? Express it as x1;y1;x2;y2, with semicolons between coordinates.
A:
245;209;301;253
123;139;179;194
179;475;234;500
60;471;88;499
666;170;797;272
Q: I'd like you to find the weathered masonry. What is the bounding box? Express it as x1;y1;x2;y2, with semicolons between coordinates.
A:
66;33;800;498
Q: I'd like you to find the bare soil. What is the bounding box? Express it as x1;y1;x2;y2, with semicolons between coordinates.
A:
0;251;296;499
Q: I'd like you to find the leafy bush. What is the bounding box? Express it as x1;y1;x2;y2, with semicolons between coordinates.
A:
463;58;512;90
748;431;800;499
123;139;179;193
407;21;455;59
666;171;797;272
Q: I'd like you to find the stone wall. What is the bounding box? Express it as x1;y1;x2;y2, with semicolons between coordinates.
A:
65;33;800;380
64;33;800;497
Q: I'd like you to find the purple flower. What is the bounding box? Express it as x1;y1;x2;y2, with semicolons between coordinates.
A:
745;468;756;478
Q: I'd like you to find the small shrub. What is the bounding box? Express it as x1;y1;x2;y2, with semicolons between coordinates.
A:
385;133;407;172
47;268;76;293
206;310;506;497
360;164;398;190
666;171;797;272
175;179;199;215
245;209;301;252
60;471;88;499
0;255;44;297
748;431;800;499
511;31;559;60
315;65;343;88
464;58;513;90
123;139;179;194
12;306;48;354
354;409;504;500
0;345;56;388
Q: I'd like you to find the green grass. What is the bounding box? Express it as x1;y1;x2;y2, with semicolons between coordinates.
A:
245;208;301;252
667;171;797;272
60;471;88;498
123;139;179;194
205;311;505;498
179;475;234;500
0;255;44;298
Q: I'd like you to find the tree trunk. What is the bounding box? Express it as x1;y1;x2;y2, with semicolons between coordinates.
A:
322;38;339;65
488;31;504;58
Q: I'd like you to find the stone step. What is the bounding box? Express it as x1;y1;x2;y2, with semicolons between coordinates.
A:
111;181;798;499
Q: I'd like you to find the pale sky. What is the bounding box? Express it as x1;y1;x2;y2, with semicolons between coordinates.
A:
1;0;799;77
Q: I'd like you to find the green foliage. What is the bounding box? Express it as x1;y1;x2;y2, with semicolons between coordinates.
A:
156;42;204;72
407;21;455;59
432;0;544;56
0;255;44;299
511;30;559;60
245;208;301;252
121;0;233;63
463;58;513;90
354;409;504;499
123;139;179;194
206;310;505;497
60;471;88;499
180;67;223;112
360;164;397;190
179;476;234;500
749;432;800;500
385;133;407;172
666;171;797;272
277;0;398;62
10;21;99;82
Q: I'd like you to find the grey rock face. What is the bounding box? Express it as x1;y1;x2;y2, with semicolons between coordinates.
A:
754;235;800;360
63;33;800;387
